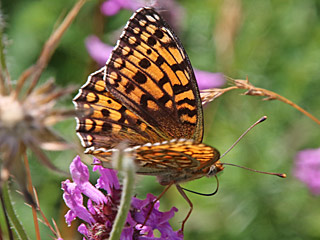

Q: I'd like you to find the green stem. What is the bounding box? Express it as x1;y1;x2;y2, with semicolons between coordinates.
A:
1;181;30;240
109;152;135;240
0;10;10;95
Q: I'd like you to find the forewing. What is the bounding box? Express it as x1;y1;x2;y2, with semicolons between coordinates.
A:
104;7;204;142
73;68;165;152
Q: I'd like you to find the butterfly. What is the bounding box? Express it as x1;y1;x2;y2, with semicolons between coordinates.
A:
73;7;224;231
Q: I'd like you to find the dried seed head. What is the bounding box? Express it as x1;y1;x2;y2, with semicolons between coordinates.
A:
0;95;24;129
0;79;74;203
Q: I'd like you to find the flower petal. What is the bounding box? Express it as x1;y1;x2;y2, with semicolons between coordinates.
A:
70;156;107;204
131;194;181;238
100;0;143;16
100;0;122;16
93;158;121;193
78;223;89;236
194;69;225;89
294;148;320;195
61;179;95;225
85;36;113;65
121;226;135;240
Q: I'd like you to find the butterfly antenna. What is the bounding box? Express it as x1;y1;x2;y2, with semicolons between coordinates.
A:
217;115;286;178
181;175;220;196
220;116;267;159
217;162;286;178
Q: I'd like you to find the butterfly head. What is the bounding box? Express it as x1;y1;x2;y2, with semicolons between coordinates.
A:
207;160;224;177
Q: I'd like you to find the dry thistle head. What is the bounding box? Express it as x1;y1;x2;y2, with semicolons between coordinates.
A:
0;79;75;202
0;0;86;202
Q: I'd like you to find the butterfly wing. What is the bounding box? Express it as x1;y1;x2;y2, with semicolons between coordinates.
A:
104;7;204;143
99;139;221;184
73;68;165;152
74;7;213;171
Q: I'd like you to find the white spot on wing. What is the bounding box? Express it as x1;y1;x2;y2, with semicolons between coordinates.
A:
153;14;160;21
146;15;156;22
76;132;86;146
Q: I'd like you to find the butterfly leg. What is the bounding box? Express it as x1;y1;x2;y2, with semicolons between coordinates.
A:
142;182;174;227
176;184;193;233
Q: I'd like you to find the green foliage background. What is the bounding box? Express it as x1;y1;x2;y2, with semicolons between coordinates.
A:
1;0;320;239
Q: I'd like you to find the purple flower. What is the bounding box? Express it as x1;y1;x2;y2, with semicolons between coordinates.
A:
62;156;182;239
294;148;320;195
85;36;225;89
100;0;185;31
101;0;144;16
85;36;113;66
193;70;225;90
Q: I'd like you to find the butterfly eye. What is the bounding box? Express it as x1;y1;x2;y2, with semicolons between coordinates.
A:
208;165;218;176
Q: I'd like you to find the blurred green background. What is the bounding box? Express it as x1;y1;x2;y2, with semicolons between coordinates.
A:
1;0;320;239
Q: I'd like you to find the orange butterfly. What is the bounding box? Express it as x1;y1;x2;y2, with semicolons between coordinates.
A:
73;7;284;231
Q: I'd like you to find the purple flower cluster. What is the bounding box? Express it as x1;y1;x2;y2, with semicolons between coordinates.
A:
62;156;183;239
294;148;320;195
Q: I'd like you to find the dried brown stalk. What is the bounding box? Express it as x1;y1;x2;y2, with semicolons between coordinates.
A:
15;0;87;99
23;152;41;240
234;78;320;125
214;0;242;70
32;187;62;239
200;77;320;125
200;86;238;105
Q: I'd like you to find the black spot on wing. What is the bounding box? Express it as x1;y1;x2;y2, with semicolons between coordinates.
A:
147;36;156;46
154;29;164;39
176;98;195;106
139;58;151;69
102;122;112;131
101;109;110;117
155;55;165;66
178;108;197;118
133;71;147;84
125;81;135;94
